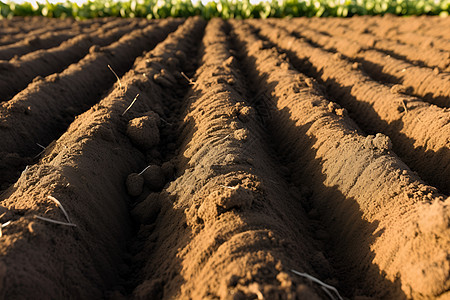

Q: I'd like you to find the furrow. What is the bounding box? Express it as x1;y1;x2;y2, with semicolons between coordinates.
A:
1;16;449;300
0;17;204;299
232;19;450;300
403;20;450;39
251;20;450;196
131;17;332;299
362;38;450;72
0;17;98;46
0;32;82;61
0;16;70;35
384;32;450;53
272;19;450;108
295;17;450;72
0;18;182;192
375;15;450;37
0;18;135;60
305;15;450;42
0;18;144;101
351;16;450;52
353;50;450;108
122;16;207;298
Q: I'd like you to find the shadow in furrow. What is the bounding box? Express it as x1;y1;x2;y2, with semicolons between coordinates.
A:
230;21;408;298
256;27;450;196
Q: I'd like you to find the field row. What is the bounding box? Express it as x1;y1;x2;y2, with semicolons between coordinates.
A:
0;17;449;299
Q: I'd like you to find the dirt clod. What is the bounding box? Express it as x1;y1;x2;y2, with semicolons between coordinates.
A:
234;128;249;141
161;161;175;181
141;165;165;191
390;84;407;94
373;133;393;151
237;106;256;123
126;173;144;197
126;115;160;150
364;133;393;151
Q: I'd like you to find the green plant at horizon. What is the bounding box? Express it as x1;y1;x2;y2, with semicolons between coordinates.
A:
1;0;449;19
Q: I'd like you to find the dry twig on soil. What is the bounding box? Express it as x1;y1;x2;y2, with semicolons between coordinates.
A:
0;220;11;238
34;215;77;227
122;94;140;116
47;195;72;223
291;269;343;300
138;165;151;176
34;195;77;227
181;71;196;86
34;143;46;158
108;64;122;89
400;99;409;113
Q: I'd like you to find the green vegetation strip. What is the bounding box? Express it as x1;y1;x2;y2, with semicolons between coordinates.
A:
1;0;449;19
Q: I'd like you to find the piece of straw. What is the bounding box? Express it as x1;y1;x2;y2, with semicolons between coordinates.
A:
0;220;11;238
181;72;196;85
138;165;151;176
47;195;71;223
34;215;77;227
108;64;122;89
34;143;46;158
291;269;343;300
122;94;140;116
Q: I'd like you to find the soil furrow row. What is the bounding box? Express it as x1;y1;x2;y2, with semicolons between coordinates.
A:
131;17;334;299
0;18;144;102
232;19;450;299
382;32;450;53
0;16;449;300
251;20;450;195
0;18;182;193
119;17;206;298
0;18;136;61
0;17;103;46
0;16;73;35
295;18;450;71
353;50;450;108
404;17;450;37
0;17;204;299
348;17;450;52
0;32;82;61
305;15;450;41
369;15;450;37
361;37;450;72
272;19;450;108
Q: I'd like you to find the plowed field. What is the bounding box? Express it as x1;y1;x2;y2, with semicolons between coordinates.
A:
0;16;449;299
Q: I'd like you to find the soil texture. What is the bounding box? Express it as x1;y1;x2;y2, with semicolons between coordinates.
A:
0;15;449;300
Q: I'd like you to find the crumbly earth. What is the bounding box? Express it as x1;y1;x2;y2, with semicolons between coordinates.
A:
0;15;449;300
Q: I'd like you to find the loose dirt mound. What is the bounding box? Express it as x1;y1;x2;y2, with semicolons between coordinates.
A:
0;16;449;299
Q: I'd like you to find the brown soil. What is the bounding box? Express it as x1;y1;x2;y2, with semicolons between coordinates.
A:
0;18;132;60
340;15;450;51
0;18;147;101
272;18;450;107
252;19;450;196
298;16;450;70
0;18;181;190
0;17;107;46
0;15;449;300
